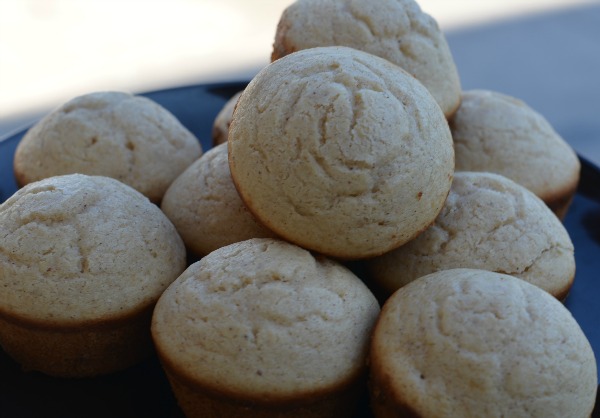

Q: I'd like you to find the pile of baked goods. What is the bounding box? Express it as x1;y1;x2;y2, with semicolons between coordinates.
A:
0;0;596;417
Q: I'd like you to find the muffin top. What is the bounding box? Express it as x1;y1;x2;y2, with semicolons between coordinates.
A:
228;46;454;259
0;174;187;326
152;238;380;401
161;143;277;257
450;90;580;211
366;171;575;299
272;0;461;117
370;268;598;418
13;91;202;202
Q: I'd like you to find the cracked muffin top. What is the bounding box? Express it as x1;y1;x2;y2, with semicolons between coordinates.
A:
228;46;454;259
366;171;575;300
13;91;202;203
369;268;598;418
161;143;277;257
449;89;580;219
0;173;186;325
271;0;461;117
151;238;380;402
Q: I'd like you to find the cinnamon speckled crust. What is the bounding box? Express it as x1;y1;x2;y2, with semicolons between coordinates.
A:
369;269;598;418
13;91;202;203
272;0;461;117
161;143;277;257
0;174;187;377
366;172;575;300
449;90;580;219
228;46;454;259
212;91;242;146
152;238;380;417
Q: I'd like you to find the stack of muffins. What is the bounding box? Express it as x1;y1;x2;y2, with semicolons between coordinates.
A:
0;0;596;417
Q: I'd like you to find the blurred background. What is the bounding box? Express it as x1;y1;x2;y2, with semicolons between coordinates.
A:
1;0;599;165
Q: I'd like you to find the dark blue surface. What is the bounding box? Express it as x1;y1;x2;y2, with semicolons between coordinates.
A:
563;158;600;382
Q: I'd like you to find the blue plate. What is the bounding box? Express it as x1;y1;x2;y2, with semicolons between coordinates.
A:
0;82;598;417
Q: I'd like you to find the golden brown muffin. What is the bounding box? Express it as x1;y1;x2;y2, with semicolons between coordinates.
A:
161;143;277;257
13;91;202;203
366;172;576;301
0;174;187;377
369;268;598;418
228;46;454;259
450;89;581;219
152;238;380;417
272;0;462;117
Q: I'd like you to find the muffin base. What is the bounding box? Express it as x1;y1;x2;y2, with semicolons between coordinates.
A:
0;307;154;378
160;359;366;418
545;188;577;221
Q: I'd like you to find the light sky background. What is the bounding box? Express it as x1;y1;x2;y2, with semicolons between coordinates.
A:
0;0;596;124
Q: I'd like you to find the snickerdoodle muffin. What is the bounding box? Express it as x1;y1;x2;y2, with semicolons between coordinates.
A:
211;91;242;146
449;89;581;219
228;46;454;259
369;268;598;418
0;174;187;377
272;0;461;117
152;238;380;418
366;172;575;300
161;143;277;257
13;91;202;203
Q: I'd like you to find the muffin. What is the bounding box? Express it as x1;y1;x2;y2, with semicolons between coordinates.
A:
369;268;598;418
151;238;380;418
272;0;461;117
211;91;242;146
228;46;454;259
449;89;581;219
366;171;576;300
161;143;277;257
0;174;187;377
13;91;202;203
